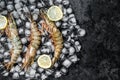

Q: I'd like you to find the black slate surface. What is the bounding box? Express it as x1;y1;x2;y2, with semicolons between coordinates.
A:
0;0;119;80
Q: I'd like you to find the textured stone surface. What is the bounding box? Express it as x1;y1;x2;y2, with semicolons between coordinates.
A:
0;0;119;80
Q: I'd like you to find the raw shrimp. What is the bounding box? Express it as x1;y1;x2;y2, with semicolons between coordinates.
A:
40;10;63;66
5;13;22;70
22;16;41;70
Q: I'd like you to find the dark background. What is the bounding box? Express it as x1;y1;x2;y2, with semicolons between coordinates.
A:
0;0;119;80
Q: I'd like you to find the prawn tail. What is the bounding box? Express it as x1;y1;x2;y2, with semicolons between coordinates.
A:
52;57;57;66
4;62;14;70
22;57;34;71
22;62;29;71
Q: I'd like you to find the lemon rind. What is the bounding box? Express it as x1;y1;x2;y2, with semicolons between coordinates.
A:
0;16;7;30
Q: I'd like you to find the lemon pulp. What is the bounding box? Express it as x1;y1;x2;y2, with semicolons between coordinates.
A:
47;6;63;21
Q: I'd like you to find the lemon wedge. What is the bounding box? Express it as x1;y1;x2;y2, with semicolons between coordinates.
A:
47;6;63;21
37;54;52;69
0;15;7;30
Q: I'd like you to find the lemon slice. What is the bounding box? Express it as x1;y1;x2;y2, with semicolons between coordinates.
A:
37;54;52;69
47;6;63;21
0;15;7;30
